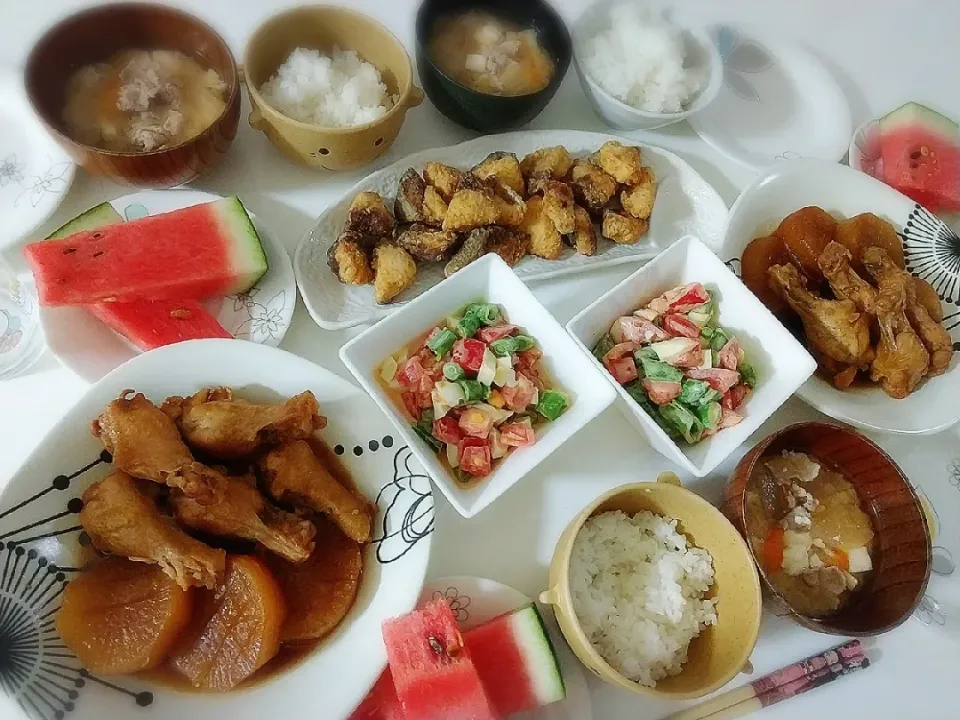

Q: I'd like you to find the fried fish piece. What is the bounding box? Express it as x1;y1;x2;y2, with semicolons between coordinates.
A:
373;242;417;304
394;168;427;223
171;474;316;564
444;227;489;277
262;440;373;544
472;151;525;195
566;205;598;256
597;140;644;185
81;471;225;589
397;224;461;262
422;185;448;226
522;195;564;260
492;180;526;227
620;166;657;220
423;161;463;201
327;231;374;285
161;388;323;459
520;145;573;182
443;188;501;233
570;161;618;216
602;209;648;244
93;390;223;503
485;226;529;266
346;191;396;237
536;179;576;234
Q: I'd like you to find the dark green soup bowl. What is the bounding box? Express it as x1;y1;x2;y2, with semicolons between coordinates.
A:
415;0;572;133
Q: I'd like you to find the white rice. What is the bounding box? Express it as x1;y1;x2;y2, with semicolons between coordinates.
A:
260;47;395;128
569;510;717;687
580;6;706;113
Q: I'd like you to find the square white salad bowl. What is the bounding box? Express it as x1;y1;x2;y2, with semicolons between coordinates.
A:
341;254;617;518
567;236;816;477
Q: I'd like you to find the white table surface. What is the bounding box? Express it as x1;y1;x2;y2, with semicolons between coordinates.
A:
2;1;960;718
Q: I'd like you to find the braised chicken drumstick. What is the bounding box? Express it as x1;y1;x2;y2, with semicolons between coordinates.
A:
171;474;316;563
80;471;225;589
818;242;877;315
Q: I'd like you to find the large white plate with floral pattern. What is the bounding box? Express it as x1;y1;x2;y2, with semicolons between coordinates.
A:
39;189;296;383
724;159;960;434
0;339;434;720
294;129;728;330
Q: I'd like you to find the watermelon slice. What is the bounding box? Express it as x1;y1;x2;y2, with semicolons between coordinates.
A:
381;599;499;720
25;196;268;306
354;604;565;720
46;202;232;351
879;102;960;212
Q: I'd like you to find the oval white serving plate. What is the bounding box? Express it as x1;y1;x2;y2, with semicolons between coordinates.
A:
294;129;728;330
419;576;593;720
724;159;960;434
0;339;434;720
40;189;297;383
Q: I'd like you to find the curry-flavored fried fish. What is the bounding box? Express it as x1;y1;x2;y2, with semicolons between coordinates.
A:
397;224;461;262
602;209;648;244
394;168;427;223
162;388;323;459
93;391;223;503
262;440;373;544
327;231;374;285
422;185;448;226
566;205;597;256
171;474;316;563
373;242;418;304
520;145;573;182
521;195;563;260
596;140;644;185
485;225;529;266
81;471;226;589
423;161;463;201
443;187;501;233
472;151;525;195
570;160;618;216
444;227;489;277
345;191;396;237
620;166;657;220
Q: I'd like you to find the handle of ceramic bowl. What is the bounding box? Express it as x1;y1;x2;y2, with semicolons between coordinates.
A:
657;471;682;486
406;85;425;109
538;588;559;606
236;64;267;132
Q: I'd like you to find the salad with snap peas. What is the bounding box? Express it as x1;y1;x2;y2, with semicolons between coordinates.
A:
379;302;569;482
592;282;756;444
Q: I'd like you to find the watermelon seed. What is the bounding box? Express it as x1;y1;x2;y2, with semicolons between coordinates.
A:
92;232;104;239
92;250;105;258
62;247;77;255
318;148;330;155
910;150;922;160
428;636;444;655
375;137;383;146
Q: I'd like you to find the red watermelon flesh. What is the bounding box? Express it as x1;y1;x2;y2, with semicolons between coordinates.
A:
879;102;960;212
86;299;231;351
381;599;499;720
349;668;405;720
25;196;268;306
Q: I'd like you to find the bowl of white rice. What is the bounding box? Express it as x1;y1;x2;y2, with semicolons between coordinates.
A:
243;6;423;170
572;2;723;130
540;474;762;700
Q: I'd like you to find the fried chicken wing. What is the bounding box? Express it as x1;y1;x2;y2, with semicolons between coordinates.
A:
769;263;874;367
864;246;951;377
868;261;931;398
81;471;225;589
818;242;877;315
93;391;223;503
171;474;316;563
261;440;373;544
163;388;323;459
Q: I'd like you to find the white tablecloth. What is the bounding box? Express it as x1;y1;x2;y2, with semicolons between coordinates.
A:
2;1;959;718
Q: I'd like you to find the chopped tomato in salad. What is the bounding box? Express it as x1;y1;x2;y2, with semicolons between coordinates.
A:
378;302;570;483
592;282;757;445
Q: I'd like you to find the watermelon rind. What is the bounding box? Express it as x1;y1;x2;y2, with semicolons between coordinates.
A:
46;202;122;239
513;604;566;704
880;101;959;139
215;196;269;294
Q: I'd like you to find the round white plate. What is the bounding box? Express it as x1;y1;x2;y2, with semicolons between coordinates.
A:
0;66;76;247
724;158;960;434
689;26;852;170
419;576;593;720
0;339;434;720
294;129;728;330
40;189;296;382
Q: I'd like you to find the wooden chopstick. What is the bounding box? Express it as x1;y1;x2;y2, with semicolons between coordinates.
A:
664;640;865;720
